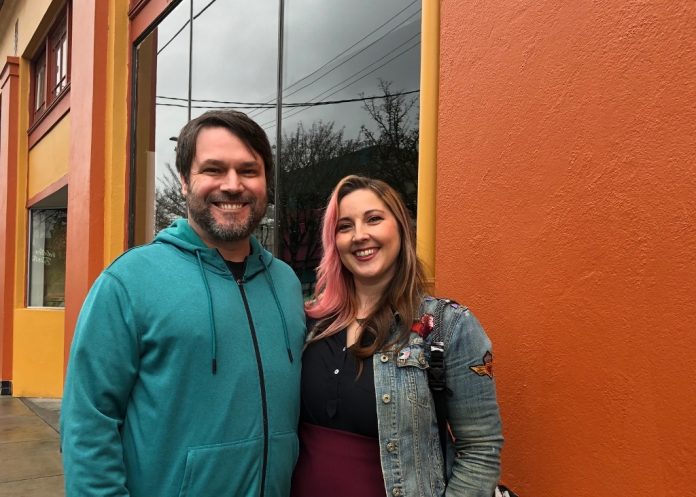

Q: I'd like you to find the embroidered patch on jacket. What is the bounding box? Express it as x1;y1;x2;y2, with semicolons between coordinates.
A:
411;313;434;339
469;351;494;379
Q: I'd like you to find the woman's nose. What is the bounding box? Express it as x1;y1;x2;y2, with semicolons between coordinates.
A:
352;225;369;241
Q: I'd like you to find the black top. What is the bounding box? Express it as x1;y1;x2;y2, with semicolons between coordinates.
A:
300;327;378;438
224;260;246;281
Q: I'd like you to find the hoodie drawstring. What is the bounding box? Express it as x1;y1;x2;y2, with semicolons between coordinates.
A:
195;250;218;374
262;256;294;363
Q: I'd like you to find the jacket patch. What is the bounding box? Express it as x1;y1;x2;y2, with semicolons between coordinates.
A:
411;313;434;339
469;351;494;379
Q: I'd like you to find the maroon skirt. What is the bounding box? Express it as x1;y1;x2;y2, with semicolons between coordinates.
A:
290;422;386;497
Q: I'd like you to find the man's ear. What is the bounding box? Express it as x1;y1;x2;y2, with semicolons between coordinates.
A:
180;174;188;196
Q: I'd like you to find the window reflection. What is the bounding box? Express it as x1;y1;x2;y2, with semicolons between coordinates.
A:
29;207;67;307
131;0;279;247
278;0;421;293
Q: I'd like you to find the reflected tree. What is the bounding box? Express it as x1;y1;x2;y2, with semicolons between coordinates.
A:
279;81;420;289
360;79;419;213
279;121;361;287
155;163;186;233
281;121;361;173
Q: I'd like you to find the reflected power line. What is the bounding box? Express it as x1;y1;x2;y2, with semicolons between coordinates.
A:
249;2;421;119
155;89;419;110
260;38;421;129
157;0;218;55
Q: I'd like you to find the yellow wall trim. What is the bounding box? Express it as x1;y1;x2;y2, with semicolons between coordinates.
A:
12;308;64;397
416;0;439;286
103;0;130;263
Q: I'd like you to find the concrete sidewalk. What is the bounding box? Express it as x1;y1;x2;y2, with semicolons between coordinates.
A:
0;397;64;497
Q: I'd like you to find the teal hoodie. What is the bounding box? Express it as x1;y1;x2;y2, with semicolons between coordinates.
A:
61;219;306;497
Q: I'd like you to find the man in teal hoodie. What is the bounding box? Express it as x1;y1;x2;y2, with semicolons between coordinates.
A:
61;111;306;497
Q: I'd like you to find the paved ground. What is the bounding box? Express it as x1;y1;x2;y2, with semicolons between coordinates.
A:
0;397;64;497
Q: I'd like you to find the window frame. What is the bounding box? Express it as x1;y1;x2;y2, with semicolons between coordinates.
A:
49;17;69;99
29;2;72;131
33;50;47;114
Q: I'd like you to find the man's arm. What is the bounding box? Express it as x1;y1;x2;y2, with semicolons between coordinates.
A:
61;272;140;496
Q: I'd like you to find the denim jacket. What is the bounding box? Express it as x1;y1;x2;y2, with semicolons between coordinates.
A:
374;296;503;497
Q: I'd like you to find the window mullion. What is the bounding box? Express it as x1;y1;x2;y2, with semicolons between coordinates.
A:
44;37;51;108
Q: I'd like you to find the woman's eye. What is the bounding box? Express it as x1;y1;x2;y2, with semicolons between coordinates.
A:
337;224;352;232
367;216;383;223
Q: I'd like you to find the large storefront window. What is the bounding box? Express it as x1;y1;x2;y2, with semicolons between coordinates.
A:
131;0;278;246
131;0;421;294
28;190;68;307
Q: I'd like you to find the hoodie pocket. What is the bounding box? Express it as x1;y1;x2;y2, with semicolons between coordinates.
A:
177;437;263;497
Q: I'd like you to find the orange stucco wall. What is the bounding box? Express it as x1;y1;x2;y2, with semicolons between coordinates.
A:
436;2;696;496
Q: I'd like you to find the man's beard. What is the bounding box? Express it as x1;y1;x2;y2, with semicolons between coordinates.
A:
186;191;267;243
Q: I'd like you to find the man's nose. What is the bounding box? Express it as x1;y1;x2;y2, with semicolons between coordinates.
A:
220;170;243;192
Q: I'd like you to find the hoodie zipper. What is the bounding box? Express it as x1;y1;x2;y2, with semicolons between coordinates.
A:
237;277;269;497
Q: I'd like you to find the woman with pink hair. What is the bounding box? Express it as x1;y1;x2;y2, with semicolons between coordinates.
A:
290;175;503;497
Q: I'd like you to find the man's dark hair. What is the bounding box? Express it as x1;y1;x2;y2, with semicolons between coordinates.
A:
175;110;274;192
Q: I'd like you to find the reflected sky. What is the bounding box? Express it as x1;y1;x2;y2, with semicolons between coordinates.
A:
275;0;420;137
143;0;420;182
151;0;278;179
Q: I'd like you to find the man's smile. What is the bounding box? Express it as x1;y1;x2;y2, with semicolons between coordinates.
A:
212;201;247;211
